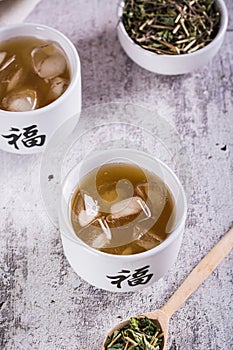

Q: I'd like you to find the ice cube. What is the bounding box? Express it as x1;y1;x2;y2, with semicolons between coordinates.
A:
98;179;134;203
83;193;99;216
0;53;15;72
2;89;37;112
91;233;110;249
7;68;23;92
98;182;118;202
135;233;161;251
97;217;112;240
133;221;162;251
0;52;7;66
73;191;84;215
78;221;111;249
73;192;99;227
109;196;150;220
31;44;67;79
78;210;97;228
136;181;167;220
133;218;163;242
48;77;69;101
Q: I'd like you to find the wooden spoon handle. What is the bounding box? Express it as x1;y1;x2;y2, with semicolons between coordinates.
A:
161;227;233;319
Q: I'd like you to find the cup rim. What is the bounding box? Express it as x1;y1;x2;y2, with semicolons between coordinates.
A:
0;22;81;116
60;149;188;260
117;0;228;60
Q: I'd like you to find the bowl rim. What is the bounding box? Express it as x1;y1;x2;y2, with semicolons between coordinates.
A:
117;0;228;60
60;148;188;261
0;22;81;117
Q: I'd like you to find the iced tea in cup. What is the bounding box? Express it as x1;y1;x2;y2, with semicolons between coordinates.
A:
0;23;81;154
59;148;187;292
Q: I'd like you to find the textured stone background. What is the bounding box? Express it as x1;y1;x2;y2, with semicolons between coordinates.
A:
0;0;233;349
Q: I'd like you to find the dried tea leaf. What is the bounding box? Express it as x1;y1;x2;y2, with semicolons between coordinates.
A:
105;316;164;349
121;0;220;55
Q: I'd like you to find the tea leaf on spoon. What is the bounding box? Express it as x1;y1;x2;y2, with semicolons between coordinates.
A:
105;316;164;349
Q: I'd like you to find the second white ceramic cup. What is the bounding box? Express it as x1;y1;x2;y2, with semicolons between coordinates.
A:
59;148;187;292
0;23;81;154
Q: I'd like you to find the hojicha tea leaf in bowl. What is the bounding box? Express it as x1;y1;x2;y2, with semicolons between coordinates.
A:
117;0;228;74
121;0;221;55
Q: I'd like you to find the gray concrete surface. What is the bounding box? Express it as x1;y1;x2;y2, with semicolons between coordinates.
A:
0;0;232;349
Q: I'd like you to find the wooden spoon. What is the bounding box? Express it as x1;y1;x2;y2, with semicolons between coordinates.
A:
102;227;233;349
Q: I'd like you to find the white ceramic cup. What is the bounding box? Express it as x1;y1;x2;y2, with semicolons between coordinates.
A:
0;23;81;154
59;148;187;292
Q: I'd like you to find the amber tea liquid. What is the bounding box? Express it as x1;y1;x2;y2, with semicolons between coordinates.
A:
0;36;70;111
71;162;175;255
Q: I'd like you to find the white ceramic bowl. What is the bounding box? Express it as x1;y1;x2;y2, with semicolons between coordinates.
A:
0;23;81;154
59;148;187;292
117;0;228;75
